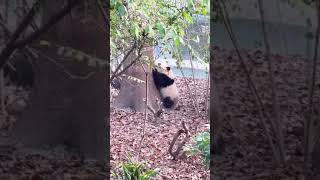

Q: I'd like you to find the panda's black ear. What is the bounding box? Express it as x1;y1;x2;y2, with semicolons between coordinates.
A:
152;68;158;73
166;67;170;71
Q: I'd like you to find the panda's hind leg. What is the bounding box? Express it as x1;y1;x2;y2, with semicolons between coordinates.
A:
162;97;174;109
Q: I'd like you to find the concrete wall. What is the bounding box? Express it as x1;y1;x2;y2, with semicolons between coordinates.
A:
225;0;316;27
213;0;318;57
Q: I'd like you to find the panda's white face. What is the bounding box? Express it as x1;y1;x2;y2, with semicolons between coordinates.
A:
155;64;175;79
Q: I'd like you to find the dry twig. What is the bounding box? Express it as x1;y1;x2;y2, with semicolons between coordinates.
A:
168;121;190;160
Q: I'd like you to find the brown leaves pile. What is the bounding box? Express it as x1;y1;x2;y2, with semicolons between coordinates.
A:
211;47;313;179
111;76;210;180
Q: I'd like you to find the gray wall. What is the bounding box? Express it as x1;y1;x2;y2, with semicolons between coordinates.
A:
213;18;314;57
213;0;318;58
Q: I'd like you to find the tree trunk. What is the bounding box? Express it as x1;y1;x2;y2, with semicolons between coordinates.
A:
13;0;108;162
113;46;161;113
210;74;225;154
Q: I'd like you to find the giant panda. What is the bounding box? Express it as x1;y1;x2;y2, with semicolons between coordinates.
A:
152;63;179;110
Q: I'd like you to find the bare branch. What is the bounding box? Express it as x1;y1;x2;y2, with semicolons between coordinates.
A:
216;0;281;165
0;0;83;72
168;121;190;160
97;0;109;27
186;32;200;116
110;42;137;81
137;65;149;161
178;67;200;116
27;46;95;80
0;0;42;69
257;0;285;165
111;42;145;81
14;0;83;49
304;0;320;173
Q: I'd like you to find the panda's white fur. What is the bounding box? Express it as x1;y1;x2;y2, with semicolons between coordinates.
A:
152;63;179;110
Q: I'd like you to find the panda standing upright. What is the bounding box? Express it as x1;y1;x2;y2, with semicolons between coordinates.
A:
152;63;179;110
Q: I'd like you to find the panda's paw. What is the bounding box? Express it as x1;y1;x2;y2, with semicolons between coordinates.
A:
155;109;164;117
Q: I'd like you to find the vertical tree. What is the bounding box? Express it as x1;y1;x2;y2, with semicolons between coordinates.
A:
13;0;108;162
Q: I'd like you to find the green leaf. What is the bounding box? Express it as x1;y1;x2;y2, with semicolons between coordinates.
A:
178;28;185;37
116;2;127;17
188;0;195;9
182;11;193;23
123;165;132;179
174;36;185;47
110;41;117;48
156;21;166;37
130;23;140;38
185;132;210;168
110;0;117;8
201;7;207;15
142;169;158;179
134;26;140;38
145;25;154;37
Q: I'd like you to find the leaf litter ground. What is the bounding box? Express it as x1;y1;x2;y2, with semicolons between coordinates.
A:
211;47;318;179
0;89;107;179
111;77;210;180
0;75;209;179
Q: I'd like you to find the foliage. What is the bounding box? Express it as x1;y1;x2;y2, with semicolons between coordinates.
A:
184;20;210;66
112;158;158;180
184;131;210;168
299;0;316;6
110;0;210;70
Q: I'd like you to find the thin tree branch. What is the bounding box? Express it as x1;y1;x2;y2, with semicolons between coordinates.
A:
137;64;148;161
216;0;281;165
0;13;11;37
0;0;83;72
114;52;143;79
111;42;145;81
97;0;109;26
27;46;95;80
186;32;200;116
14;0;83;49
21;0;40;31
257;0;285;165
0;0;42;70
110;42;137;81
275;0;288;54
204;69;209;117
178;66;200;115
304;0;320;173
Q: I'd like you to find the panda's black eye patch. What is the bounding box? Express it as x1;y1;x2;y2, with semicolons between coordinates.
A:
166;67;170;71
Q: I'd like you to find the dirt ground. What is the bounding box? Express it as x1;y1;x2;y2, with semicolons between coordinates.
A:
211;47;320;180
0;72;209;179
3;46;317;179
110;76;210;179
0;88;107;179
